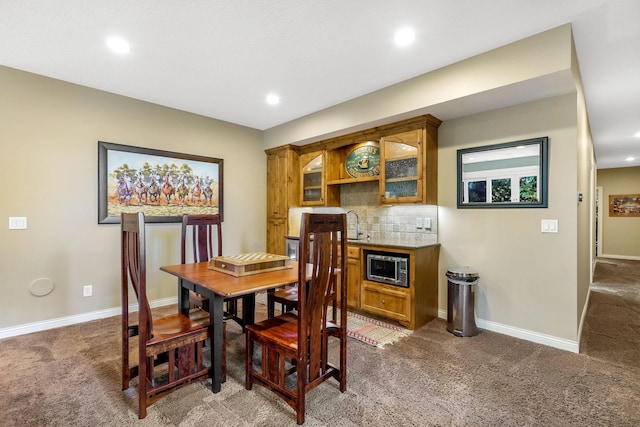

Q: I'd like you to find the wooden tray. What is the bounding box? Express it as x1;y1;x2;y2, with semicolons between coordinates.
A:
209;252;292;277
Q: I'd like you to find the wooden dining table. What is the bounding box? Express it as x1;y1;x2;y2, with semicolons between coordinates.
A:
159;260;301;393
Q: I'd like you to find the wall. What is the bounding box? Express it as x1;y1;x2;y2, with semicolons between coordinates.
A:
264;25;588;350
0;66;266;330
597;166;640;258
438;94;579;343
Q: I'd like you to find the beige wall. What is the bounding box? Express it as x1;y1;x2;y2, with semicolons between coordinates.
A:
263;25;590;347
597;166;640;257
0;66;266;329
438;94;579;341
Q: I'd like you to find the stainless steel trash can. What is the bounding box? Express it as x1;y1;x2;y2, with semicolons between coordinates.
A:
446;266;479;337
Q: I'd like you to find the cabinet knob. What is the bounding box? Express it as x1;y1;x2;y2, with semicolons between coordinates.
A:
381;299;386;305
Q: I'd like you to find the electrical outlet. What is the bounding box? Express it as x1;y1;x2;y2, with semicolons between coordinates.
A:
83;285;93;297
424;218;432;229
416;217;423;229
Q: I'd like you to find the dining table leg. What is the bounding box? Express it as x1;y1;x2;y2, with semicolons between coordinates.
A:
241;293;256;327
178;278;191;314
210;293;225;393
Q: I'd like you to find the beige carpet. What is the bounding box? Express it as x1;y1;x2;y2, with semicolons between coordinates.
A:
1;258;639;426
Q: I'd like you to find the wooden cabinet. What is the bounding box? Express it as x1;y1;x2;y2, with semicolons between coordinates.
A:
300;151;339;206
379;129;423;204
265;146;299;255
266;218;287;255
350;243;440;330
378;125;438;205
362;282;411;323
346;246;361;309
295;115;440;206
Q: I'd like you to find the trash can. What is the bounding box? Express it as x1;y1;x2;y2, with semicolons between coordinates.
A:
446;266;479;337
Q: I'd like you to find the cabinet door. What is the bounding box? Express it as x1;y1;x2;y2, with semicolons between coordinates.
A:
346;246;361;309
300;152;325;206
267;152;287;217
379;129;423;204
267;218;287;255
361;281;411;323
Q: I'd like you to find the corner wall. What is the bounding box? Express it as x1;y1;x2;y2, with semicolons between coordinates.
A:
0;66;266;329
438;94;579;343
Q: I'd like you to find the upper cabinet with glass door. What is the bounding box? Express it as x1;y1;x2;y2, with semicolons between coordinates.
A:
300;151;339;206
380;129;424;204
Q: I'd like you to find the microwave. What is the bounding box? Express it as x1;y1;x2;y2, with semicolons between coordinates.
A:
366;252;409;287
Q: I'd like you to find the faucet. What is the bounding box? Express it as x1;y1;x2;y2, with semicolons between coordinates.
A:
346;210;362;240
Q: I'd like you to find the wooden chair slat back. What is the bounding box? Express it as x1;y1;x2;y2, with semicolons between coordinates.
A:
297;213;346;381
121;212;153;338
181;214;222;263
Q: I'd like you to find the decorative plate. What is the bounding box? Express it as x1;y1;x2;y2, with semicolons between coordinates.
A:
345;142;380;178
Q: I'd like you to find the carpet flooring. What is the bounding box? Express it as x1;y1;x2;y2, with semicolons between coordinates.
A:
1;258;639;426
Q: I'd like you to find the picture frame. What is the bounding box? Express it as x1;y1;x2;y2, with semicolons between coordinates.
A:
98;141;223;224
457;137;549;209
609;194;640;217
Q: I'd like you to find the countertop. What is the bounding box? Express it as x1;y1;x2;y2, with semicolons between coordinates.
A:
285;235;439;250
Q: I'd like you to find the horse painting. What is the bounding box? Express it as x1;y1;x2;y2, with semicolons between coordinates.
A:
133;171;148;205
176;173;190;205
117;174;134;205
147;172;160;203
161;172;175;205
203;177;214;206
190;176;203;204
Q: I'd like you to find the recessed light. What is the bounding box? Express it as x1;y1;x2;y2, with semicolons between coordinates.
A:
266;94;280;105
625;157;636;161
394;28;415;47
106;37;131;54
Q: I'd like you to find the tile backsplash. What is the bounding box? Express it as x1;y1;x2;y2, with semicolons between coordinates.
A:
288;181;438;245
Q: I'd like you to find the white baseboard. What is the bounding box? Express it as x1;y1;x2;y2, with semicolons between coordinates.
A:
437;309;579;353
600;253;640;261
0;297;177;340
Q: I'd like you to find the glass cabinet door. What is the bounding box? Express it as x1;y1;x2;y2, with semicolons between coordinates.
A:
380;130;423;203
301;153;324;205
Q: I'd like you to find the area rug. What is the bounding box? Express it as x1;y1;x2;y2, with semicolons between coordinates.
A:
255;292;411;348
345;311;412;348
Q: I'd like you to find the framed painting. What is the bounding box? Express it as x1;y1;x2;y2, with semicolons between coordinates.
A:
609;194;640;217
98;141;223;224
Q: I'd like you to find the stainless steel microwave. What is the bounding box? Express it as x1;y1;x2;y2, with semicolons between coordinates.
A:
366;252;409;287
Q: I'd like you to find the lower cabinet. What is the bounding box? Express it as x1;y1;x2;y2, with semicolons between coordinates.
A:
346;243;440;330
361;281;411;324
346;246;361;308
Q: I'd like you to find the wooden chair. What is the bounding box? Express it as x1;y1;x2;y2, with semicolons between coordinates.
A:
181;214;244;331
267;285;298;318
245;213;347;425
121;212;212;419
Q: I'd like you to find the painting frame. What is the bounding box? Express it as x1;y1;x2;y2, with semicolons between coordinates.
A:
609;194;640;217
98;141;223;224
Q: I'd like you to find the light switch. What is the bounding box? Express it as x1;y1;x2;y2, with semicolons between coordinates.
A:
416;218;423;229
541;219;558;233
9;217;27;230
424;218;432;229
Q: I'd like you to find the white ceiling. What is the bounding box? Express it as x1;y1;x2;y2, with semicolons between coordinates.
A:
1;0;638;169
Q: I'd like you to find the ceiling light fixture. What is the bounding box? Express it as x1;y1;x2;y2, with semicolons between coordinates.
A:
106;37;131;54
266;94;280;105
394;28;415;47
625;156;636;161
634;131;640;138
